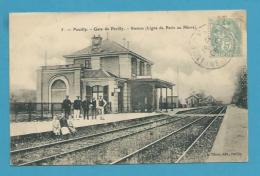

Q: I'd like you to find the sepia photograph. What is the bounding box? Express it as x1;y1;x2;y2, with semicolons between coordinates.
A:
9;11;247;166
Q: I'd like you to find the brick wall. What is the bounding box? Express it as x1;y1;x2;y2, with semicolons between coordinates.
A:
91;56;100;69
119;54;131;78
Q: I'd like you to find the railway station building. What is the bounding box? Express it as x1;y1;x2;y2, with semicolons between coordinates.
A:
36;35;175;113
185;94;217;107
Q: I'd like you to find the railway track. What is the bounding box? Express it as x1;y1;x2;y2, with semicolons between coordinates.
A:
111;106;226;164
176;106;222;114
11;114;167;150
12;112;195;166
11;106;225;166
11;115;171;154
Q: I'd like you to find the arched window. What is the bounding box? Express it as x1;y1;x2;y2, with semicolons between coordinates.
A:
52;80;66;89
51;79;67;103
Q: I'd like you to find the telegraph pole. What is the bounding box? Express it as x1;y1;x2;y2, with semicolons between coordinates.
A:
176;65;180;108
44;51;47;66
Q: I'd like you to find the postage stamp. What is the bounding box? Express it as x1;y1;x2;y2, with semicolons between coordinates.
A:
189;17;242;69
209;17;242;57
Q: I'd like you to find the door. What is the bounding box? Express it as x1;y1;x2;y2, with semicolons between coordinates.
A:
51;79;67;103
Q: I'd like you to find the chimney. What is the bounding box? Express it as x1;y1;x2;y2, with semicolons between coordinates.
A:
122;38;126;47
92;35;102;47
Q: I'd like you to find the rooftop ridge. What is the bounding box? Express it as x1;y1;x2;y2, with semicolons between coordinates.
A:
63;37;153;64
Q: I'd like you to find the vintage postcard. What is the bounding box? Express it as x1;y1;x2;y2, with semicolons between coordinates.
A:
9;10;247;165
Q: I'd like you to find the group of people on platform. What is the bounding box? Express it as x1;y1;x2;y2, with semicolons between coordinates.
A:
52;95;107;137
62;95;107;120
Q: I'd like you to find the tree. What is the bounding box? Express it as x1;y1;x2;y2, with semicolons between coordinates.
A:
232;67;247;108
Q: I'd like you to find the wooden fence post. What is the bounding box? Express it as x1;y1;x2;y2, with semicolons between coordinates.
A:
41;102;43;119
28;103;32;121
51;103;54;118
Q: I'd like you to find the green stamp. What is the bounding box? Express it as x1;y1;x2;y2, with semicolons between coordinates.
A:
209;17;241;57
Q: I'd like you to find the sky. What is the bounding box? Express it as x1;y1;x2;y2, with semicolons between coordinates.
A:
9;11;247;103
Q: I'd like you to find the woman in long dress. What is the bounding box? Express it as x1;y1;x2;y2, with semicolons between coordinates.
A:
67;115;77;134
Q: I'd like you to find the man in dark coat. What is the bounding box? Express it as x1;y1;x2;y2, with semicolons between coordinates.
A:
82;96;90;120
91;97;97;119
73;96;82;119
62;95;72;119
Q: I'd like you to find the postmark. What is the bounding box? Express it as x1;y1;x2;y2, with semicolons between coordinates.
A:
189;17;242;69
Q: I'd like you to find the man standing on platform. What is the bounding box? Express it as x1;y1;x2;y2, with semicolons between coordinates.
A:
91;97;97;120
62;95;72;119
73;96;82;120
82;96;90;120
98;96;107;120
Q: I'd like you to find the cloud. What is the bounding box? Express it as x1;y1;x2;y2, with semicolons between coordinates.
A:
10;12;247;103
153;60;244;103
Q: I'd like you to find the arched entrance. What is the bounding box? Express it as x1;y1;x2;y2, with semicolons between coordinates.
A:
51;80;66;103
49;76;69;103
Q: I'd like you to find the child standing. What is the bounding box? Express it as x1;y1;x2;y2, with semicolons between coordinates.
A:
52;115;61;136
67;115;77;134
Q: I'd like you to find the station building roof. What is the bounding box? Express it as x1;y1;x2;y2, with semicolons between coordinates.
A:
63;37;154;65
130;78;175;89
83;69;119;79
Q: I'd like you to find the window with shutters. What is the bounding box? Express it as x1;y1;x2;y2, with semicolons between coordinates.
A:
85;59;91;69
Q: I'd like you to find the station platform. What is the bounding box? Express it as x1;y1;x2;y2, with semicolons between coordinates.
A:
10;113;155;137
10;108;197;137
10;108;193;137
207;104;248;162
